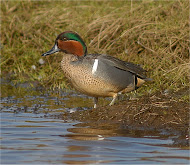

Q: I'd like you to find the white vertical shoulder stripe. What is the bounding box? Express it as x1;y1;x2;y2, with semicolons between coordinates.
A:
92;59;99;74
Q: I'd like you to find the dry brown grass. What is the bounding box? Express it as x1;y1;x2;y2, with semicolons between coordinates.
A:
1;1;189;97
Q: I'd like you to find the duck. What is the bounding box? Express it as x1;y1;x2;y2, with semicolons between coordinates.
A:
41;31;152;108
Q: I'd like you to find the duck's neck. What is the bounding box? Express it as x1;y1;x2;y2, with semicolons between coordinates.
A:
62;53;79;63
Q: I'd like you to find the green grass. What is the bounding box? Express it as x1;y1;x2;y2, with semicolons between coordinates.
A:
1;1;189;98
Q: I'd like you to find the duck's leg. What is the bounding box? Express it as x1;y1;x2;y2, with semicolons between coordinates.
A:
109;94;118;106
93;97;98;108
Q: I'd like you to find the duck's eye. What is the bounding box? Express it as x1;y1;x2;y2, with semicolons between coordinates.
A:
61;37;67;41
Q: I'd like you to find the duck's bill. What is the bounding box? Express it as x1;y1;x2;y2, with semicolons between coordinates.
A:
41;44;60;56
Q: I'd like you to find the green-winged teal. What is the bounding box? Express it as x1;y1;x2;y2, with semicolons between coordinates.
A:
42;31;152;108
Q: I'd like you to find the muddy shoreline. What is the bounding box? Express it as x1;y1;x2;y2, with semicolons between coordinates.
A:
2;80;189;146
58;91;189;146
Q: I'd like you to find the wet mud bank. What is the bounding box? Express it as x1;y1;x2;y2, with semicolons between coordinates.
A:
2;80;189;147
60;92;189;146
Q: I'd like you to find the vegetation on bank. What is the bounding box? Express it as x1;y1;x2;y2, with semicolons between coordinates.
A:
1;1;189;99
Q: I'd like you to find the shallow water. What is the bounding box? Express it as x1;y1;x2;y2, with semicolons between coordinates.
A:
1;83;189;164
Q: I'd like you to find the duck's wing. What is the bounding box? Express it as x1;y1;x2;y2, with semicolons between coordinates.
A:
97;54;150;79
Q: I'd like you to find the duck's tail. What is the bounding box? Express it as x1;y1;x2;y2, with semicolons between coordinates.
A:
136;77;153;87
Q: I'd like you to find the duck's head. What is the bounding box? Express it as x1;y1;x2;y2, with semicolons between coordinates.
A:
42;31;87;57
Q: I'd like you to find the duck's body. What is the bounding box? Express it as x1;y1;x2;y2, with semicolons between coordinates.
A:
42;31;151;108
